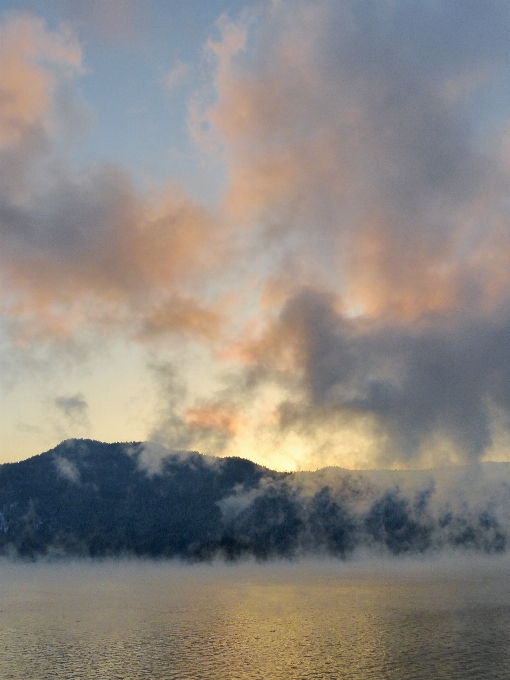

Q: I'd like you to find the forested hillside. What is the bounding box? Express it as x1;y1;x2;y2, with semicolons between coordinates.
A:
0;440;508;559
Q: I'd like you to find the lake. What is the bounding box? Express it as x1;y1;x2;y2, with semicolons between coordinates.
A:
1;557;509;679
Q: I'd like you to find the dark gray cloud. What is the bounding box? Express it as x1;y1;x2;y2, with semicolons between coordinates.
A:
244;288;510;463
319;0;510;211
54;393;88;424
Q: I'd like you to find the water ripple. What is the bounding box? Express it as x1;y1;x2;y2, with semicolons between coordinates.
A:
0;560;509;679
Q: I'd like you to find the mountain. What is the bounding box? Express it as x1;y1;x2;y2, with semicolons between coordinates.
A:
0;439;509;560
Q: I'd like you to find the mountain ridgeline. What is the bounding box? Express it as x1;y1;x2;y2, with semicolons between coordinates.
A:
0;440;509;560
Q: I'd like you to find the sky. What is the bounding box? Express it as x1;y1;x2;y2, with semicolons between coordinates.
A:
3;1;510;471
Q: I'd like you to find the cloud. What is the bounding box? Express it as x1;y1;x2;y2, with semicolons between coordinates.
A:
147;361;239;456
237;288;510;464
153;0;510;468
53;453;80;483
54;392;89;428
0;13;227;352
163;286;510;468
1;167;224;346
0;12;82;150
7;3;510;470
201;1;510;318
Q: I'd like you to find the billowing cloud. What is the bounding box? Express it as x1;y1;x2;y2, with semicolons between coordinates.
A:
166;0;510;468
148;360;240;456
228;288;510;466
0;13;225;349
200;1;510;319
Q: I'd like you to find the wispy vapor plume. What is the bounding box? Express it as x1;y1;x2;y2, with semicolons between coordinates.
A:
164;59;191;92
53;393;89;441
148;360;239;456
54;393;88;423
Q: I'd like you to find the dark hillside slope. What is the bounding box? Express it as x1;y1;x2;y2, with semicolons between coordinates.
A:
1;439;509;559
0;440;275;558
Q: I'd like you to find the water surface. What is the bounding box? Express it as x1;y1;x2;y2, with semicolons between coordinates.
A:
1;557;509;679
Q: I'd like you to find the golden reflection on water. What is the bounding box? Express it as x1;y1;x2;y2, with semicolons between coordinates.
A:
212;578;386;679
1;559;510;679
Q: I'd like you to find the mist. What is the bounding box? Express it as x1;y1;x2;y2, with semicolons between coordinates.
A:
1;439;510;562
